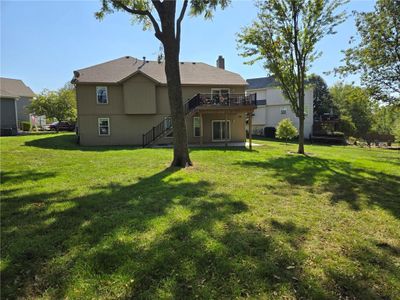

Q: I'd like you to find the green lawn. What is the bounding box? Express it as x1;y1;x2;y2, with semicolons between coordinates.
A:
1;133;399;299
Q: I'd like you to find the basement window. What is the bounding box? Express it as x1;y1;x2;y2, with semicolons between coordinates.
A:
98;118;110;136
96;86;108;104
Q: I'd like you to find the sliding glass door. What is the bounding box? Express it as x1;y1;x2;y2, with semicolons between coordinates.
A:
212;120;230;141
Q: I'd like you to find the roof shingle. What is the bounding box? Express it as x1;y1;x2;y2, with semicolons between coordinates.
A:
246;76;280;90
0;77;35;98
72;56;247;86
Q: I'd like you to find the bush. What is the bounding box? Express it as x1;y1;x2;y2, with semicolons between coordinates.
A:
276;118;298;143
338;116;356;137
20;122;31;131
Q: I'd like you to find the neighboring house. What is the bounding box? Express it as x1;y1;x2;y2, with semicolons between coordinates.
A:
246;76;314;138
0;77;36;135
72;56;256;146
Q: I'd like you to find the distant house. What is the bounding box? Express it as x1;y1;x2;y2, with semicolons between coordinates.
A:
246;76;314;138
0;77;35;135
72;56;256;147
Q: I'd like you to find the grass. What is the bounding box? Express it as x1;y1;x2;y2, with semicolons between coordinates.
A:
1;133;399;299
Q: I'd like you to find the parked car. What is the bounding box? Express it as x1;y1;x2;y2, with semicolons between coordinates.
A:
49;121;75;131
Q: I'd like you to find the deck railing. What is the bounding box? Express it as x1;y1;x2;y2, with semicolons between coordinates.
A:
143;93;256;147
195;93;256;107
142;116;172;147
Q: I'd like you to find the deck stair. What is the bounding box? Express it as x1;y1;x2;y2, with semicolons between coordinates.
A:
142;93;256;147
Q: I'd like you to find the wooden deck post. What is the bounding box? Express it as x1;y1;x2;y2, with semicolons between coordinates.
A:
248;112;253;150
200;112;203;146
225;110;228;149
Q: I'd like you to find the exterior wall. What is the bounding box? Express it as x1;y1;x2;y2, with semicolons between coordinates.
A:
76;84;124;115
123;75;156;114
187;112;246;144
76;79;247;146
247;87;314;138
79;114;167;146
0;98;18;135
16;96;32;123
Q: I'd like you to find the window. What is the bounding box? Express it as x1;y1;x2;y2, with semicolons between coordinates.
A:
212;120;230;141
164;117;173;138
98;118;110;136
193;117;201;137
96;86;108;104
280;107;287;115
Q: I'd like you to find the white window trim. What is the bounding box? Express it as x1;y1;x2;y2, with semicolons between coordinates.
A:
98;117;110;136
211;120;231;142
280;107;287;115
193;116;201;137
96;86;108;104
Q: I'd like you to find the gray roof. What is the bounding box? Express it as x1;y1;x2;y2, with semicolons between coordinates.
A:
0;77;35;98
72;56;247;86
246;76;280;90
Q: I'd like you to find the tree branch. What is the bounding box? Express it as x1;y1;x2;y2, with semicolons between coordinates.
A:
111;0;163;41
176;0;188;41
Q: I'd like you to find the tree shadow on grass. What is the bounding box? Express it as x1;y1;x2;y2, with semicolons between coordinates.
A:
24;134;140;152
1;165;334;299
1;170;57;185
236;155;400;219
326;242;400;299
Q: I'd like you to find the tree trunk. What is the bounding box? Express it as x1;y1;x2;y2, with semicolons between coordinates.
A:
297;88;305;154
298;116;304;154
159;2;192;167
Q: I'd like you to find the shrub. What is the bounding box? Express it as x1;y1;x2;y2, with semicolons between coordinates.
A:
20;122;31;131
338;116;356;137
276;118;298;144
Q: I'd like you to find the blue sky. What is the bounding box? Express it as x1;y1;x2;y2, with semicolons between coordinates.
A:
1;0;375;93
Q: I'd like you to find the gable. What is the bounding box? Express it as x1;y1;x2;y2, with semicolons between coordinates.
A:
123;73;156;114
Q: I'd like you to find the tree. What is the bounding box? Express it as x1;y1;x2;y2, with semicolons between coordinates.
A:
335;0;400;105
276;118;298;144
238;0;347;154
29;85;77;132
393;118;400;142
308;74;337;119
372;105;400;136
96;0;229;167
337;115;356;137
330;83;374;137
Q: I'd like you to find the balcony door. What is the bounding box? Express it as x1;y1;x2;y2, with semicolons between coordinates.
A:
212;120;231;142
211;88;230;103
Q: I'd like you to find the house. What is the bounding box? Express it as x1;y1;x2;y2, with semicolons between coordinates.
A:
246;76;314;138
72;56;256;147
0;77;35;135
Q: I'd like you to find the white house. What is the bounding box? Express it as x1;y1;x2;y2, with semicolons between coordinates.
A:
246;76;314;138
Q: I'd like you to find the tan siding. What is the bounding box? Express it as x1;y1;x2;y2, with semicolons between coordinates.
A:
79;114;168;146
76;84;124;115
123;75;156;114
77;81;248;146
186;112;246;144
